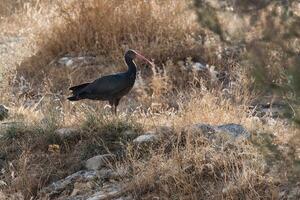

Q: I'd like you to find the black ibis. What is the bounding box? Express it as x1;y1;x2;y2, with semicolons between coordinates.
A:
67;50;153;114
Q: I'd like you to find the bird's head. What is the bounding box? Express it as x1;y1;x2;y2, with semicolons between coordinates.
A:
125;49;154;67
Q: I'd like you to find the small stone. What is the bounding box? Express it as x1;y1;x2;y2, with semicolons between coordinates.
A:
85;154;116;170
57;56;97;69
0;105;9;121
66;59;74;67
133;134;159;145
57;57;70;65
192;62;207;71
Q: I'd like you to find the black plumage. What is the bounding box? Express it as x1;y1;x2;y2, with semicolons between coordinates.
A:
67;50;153;114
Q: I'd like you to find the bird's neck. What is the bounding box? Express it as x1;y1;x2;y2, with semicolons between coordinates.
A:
125;57;137;75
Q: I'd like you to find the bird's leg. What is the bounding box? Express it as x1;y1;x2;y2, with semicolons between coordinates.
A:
113;98;121;116
113;106;117;115
108;100;115;115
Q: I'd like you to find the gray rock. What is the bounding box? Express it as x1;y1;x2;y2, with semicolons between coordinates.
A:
133;134;159;144
40;170;97;198
87;183;128;200
55;128;80;140
216;123;250;138
97;169;114;180
132;126;173;145
0;105;8;121
85;154;116;170
57;56;97;69
184;123;250;140
97;167;128;181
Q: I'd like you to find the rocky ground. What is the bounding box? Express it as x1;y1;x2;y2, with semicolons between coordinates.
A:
0;50;299;199
3;123;251;199
0;1;299;198
1;106;299;199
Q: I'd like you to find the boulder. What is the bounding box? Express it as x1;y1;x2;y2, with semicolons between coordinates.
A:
0;105;8;121
85;154;116;170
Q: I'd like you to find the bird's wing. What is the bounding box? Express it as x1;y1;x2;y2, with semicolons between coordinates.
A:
69;82;91;95
82;73;128;96
69;82;91;91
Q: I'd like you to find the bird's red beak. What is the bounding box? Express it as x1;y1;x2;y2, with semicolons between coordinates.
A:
135;52;154;67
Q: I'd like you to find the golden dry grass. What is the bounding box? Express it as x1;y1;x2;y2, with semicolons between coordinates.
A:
127;136;277;199
1;90;298;199
0;0;299;199
0;0;32;17
8;0;201;91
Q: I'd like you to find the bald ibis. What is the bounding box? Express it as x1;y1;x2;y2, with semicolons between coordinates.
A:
67;50;153;114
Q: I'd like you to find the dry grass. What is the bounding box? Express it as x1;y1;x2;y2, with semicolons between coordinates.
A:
0;0;299;199
1;90;298;199
10;0;201;91
0;0;32;17
127;134;277;199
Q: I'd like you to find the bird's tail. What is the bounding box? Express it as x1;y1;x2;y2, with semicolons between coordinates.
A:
68;82;90;101
69;83;90;95
67;96;80;101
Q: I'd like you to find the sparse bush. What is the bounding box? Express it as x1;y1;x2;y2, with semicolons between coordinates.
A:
80;111;142;159
127;129;278;199
15;0;201;92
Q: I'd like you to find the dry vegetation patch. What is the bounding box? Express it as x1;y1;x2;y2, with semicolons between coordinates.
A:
0;91;297;199
127;134;278;199
0;0;299;199
12;0;202;92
